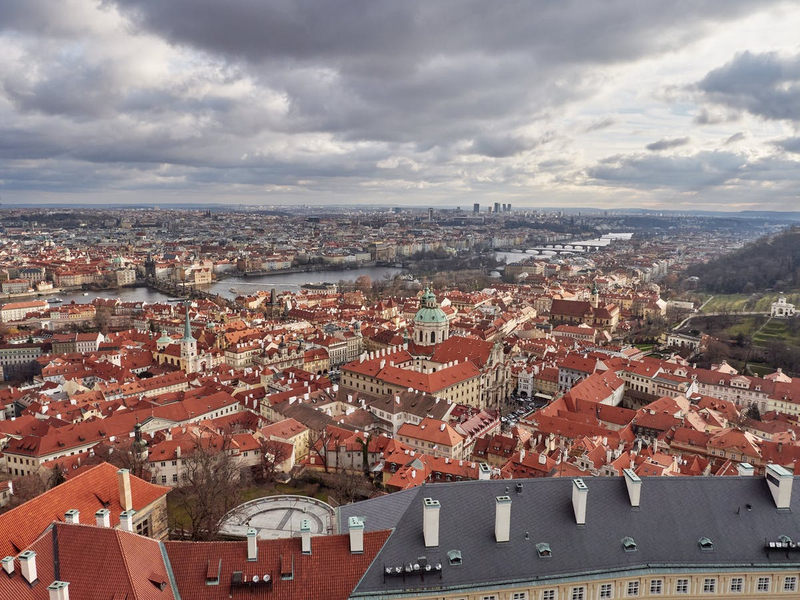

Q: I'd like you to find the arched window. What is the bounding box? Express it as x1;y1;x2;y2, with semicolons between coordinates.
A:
431;331;436;344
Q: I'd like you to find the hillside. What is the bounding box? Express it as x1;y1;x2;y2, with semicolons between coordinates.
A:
687;227;800;294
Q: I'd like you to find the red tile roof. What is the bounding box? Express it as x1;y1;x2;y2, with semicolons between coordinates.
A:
164;530;391;600
0;463;169;557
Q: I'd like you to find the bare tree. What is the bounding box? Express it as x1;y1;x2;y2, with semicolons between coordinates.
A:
327;470;368;505
308;428;332;473
170;434;245;541
3;473;48;511
258;438;290;483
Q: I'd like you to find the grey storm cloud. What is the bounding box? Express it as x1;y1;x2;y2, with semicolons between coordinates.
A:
646;137;691;151
724;132;748;145
0;0;797;206
774;137;800;154
694;50;800;122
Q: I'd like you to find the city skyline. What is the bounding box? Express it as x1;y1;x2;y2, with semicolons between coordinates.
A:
2;1;800;210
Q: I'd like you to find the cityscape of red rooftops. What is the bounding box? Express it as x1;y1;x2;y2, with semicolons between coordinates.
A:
0;205;799;597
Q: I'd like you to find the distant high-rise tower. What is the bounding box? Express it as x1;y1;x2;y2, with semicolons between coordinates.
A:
494;202;501;214
428;208;433;222
473;203;480;214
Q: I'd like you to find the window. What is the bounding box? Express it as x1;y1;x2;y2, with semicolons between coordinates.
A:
512;593;528;600
536;542;552;558
649;580;663;595
571;587;585;600
599;583;613;599
703;578;716;594
730;578;743;593
626;581;639;596
785;576;798;592
621;537;637;552
136;516;151;538
172;474;178;483
161;475;167;484
676;579;689;595
757;577;770;592
542;591;556;600
481;596;497;600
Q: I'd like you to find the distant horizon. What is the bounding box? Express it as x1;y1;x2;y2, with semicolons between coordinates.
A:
2;1;800;209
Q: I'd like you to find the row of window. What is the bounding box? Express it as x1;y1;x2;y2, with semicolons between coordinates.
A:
464;575;799;600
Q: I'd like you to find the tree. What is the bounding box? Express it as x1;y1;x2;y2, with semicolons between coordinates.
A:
4;473;48;510
308;428;332;473
355;275;373;297
258;438;290;483
93;306;112;333
744;404;762;422
327;470;368;505
170;433;245;541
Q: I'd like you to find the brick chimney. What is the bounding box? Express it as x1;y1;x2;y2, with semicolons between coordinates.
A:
95;509;111;528
117;469;133;512
64;509;80;524
48;581;70;600
348;516;364;554
494;496;511;543
19;550;36;584
423;498;440;548
572;479;588;525
623;468;641;507
246;528;258;561
300;519;312;555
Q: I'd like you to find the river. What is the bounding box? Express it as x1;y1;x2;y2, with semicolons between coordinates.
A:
25;265;404;306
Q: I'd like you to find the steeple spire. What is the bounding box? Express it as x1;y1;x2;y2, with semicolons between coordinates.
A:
182;301;193;342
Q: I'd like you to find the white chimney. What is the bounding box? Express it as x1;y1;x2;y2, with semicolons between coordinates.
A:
119;510;136;533
423;498;440;548
95;509;111;528
1;556;13;576
766;464;793;509
494;496;511;543
623;468;642;508
348;516;364;554
117;469;133;512
572;479;588;525
300;519;312;555
246;528;258;561
737;463;754;477
65;509;80;524
19;550;36;584
48;581;70;600
478;463;491;480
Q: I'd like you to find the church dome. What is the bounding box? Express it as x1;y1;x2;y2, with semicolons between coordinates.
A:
414;288;447;324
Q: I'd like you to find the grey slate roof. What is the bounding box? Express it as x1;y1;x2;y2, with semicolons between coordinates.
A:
347;476;800;597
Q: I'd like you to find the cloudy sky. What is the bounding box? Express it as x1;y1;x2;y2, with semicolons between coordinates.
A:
2;1;800;210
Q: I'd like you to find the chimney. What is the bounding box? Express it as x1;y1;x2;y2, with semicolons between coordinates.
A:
96;509;110;528
1;556;13;577
478;463;491;480
64;509;80;524
494;496;511;543
423;498;440;548
300;519;312;555
246;528;258;561
19;550;36;584
737;463;754;477
119;510;136;533
48;581;70;600
572;479;588;525
623;468;642;508
348;516;364;554
117;469;133;512
766;464;793;509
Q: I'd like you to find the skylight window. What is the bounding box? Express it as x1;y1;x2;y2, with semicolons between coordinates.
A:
447;550;462;566
698;537;714;551
621;537;637;552
536;542;552;558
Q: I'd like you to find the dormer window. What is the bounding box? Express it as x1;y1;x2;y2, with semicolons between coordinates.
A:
536;542;552;558
621;537;637;552
698;537;714;551
447;550;462;566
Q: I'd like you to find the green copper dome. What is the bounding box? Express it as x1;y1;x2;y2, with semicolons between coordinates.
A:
414;287;447;324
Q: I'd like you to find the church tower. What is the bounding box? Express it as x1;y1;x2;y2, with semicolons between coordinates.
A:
413;287;449;346
590;283;600;309
180;302;198;373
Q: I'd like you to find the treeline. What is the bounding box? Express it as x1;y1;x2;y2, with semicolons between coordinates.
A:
687;227;800;293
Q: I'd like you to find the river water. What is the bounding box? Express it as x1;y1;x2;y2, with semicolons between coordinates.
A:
33;265;404;305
